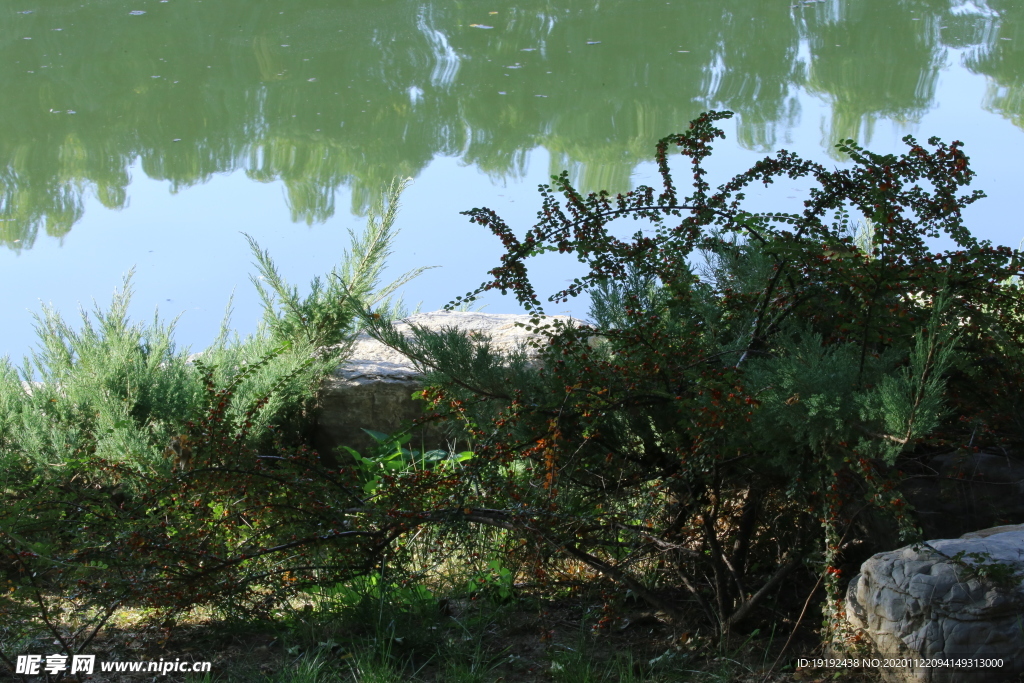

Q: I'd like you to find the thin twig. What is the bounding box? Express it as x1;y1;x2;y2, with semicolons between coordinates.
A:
764;503;871;679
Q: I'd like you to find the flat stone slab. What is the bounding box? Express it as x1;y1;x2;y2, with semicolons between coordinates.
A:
315;311;577;457
332;311;571;381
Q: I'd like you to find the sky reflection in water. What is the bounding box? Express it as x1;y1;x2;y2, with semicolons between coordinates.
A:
2;0;1024;358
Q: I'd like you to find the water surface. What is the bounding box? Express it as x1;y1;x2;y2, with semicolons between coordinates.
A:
3;0;1024;358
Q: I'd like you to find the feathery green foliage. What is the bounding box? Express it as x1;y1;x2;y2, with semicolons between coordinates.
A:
0;180;429;662
246;177;433;350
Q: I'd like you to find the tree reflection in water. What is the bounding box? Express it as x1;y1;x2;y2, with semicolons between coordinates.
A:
0;0;1017;249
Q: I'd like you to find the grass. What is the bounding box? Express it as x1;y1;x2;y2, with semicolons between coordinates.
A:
0;485;883;683
127;538;872;683
109;574;878;683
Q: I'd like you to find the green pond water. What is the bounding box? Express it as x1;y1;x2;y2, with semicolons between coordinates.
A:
2;0;1024;358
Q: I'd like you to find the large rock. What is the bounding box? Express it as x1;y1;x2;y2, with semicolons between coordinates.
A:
313;311;577;458
845;525;1024;682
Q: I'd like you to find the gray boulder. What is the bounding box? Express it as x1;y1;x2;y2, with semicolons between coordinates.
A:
313;311;577;458
845;525;1024;682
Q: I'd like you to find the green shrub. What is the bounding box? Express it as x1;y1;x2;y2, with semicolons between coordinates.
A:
0;179;428;661
359;110;1024;642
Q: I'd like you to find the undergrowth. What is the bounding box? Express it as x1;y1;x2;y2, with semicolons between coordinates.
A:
2;115;1019;683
